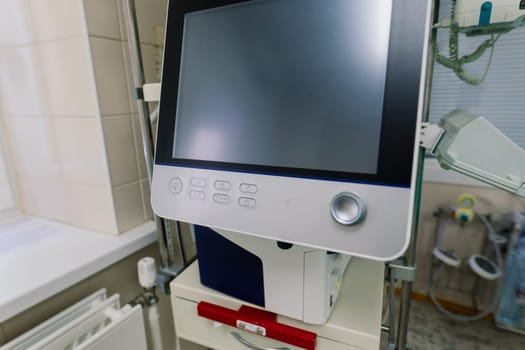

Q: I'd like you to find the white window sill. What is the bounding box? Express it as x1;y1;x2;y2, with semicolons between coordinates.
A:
0;217;157;322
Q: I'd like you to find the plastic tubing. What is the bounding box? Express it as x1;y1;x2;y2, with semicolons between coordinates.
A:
148;304;164;350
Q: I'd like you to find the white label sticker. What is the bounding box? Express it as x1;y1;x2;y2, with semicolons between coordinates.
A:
236;320;266;336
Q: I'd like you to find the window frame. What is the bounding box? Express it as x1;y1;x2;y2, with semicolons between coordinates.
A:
0;122;17;218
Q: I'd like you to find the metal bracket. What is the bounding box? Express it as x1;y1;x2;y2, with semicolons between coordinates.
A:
132;87;144;100
419;122;444;154
155;263;186;295
389;259;417;282
132;83;161;102
143;83;161;102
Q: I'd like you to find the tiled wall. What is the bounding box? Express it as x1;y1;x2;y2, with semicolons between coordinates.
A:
84;0;167;232
0;0;167;233
0;0;116;232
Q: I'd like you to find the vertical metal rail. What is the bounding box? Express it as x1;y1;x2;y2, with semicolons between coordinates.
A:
395;0;440;349
121;0;175;268
387;269;397;347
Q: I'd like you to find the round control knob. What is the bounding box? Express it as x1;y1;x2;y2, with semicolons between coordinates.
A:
330;192;366;225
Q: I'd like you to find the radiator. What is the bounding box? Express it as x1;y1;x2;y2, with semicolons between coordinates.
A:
1;289;148;350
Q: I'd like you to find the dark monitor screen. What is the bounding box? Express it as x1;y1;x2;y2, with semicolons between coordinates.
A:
156;0;427;187
172;0;391;175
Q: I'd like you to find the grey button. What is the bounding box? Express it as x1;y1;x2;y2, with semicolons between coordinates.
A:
213;193;230;204
191;178;207;187
169;177;183;194
190;190;205;200
330;192;366;225
239;183;257;194
214;180;231;190
238;197;256;208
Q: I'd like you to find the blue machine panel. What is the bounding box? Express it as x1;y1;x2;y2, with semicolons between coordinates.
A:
195;225;265;307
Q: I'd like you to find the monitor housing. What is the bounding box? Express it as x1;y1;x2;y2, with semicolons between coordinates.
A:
152;0;432;260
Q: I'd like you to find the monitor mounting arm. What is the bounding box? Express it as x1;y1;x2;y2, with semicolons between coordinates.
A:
420;109;525;197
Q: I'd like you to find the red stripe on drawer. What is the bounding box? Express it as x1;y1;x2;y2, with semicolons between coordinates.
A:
197;301;317;350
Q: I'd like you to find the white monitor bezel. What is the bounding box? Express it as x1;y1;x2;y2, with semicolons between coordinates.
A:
152;0;432;260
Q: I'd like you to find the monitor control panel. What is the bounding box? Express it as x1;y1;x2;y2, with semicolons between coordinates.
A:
152;164;415;260
169;177;258;209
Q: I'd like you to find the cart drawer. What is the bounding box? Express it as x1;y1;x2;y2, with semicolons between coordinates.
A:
173;297;362;350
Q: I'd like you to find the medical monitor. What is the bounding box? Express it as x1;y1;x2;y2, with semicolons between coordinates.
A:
152;0;431;260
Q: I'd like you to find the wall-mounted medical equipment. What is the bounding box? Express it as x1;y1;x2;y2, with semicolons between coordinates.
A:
194;226;349;325
434;0;525;85
151;0;432;261
455;0;525;32
429;204;504;321
451;193;477;224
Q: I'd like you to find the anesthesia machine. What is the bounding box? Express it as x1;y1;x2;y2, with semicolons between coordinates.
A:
150;0;432;328
145;0;525;347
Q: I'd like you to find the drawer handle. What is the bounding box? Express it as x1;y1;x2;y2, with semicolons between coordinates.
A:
230;331;290;350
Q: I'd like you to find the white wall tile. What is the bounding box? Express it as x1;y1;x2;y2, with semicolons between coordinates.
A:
0;0;164;235
113;181;145;232
90;37;130;115
0;46;48;116
102;115;139;187
39;38;98;116
55;116;109;187
84;0;121;40
29;0;85;42
130;114;148;179
65;183;118;233
17;175;68;223
140;178;153;220
3;117;60;178
0;0;34;48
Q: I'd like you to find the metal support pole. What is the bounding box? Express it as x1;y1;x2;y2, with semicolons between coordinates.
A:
395;1;440;349
388;269;397;347
121;0;175;268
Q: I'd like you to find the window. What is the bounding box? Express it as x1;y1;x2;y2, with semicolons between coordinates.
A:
425;0;525;185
